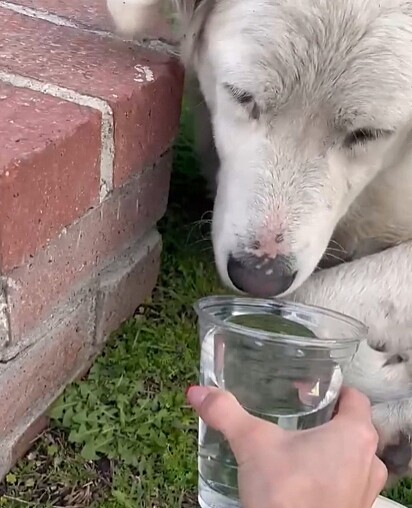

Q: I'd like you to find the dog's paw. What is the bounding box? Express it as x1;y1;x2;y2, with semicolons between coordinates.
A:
367;333;388;354
367;323;412;355
107;0;174;40
367;337;412;381
367;325;396;354
372;402;412;482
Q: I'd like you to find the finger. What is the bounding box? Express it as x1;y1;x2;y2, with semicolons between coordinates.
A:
186;386;253;439
334;387;372;423
186;386;279;457
294;380;320;406
364;458;388;507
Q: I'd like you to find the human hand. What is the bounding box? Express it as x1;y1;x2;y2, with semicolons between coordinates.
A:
187;386;387;508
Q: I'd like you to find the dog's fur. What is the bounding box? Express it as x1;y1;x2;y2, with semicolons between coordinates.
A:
107;0;412;482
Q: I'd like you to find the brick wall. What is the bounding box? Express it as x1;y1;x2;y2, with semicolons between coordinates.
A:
0;0;184;478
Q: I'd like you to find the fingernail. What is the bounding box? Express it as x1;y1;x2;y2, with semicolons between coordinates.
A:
185;385;210;409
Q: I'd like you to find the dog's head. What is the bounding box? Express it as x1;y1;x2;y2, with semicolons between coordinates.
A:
183;0;412;296
108;0;412;297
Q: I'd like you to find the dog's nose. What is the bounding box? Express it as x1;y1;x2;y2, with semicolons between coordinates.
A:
227;253;297;297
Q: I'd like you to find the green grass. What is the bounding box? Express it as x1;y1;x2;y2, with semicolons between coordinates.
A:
1;106;412;507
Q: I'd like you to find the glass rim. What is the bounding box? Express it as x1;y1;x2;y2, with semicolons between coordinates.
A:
194;295;367;347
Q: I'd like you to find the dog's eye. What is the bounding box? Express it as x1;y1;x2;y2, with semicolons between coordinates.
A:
224;83;254;104
223;83;260;120
344;128;392;148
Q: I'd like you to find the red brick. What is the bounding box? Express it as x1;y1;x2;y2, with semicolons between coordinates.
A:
3;153;171;345
0;8;184;186
12;0;114;32
0;227;163;479
0;294;95;437
0;83;100;272
95;229;161;343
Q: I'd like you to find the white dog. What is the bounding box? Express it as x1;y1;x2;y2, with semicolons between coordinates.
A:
107;0;412;481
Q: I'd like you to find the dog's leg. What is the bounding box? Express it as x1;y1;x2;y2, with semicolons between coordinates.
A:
290;242;412;479
290;241;412;355
106;0;174;40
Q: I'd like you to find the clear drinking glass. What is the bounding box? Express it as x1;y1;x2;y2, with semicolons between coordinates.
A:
194;296;367;508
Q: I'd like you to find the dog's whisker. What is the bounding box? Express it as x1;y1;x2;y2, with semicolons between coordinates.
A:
193;236;212;245
328;239;347;253
326;246;345;253
201;210;213;219
324;253;346;263
191;219;212;227
185;233;212;248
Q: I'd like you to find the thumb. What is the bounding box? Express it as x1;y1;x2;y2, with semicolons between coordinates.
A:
186;386;266;459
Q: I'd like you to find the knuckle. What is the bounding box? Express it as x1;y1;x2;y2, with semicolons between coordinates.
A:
341;387;372;414
357;423;379;452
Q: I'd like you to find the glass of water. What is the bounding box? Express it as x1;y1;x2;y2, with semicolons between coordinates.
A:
194;296;367;508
